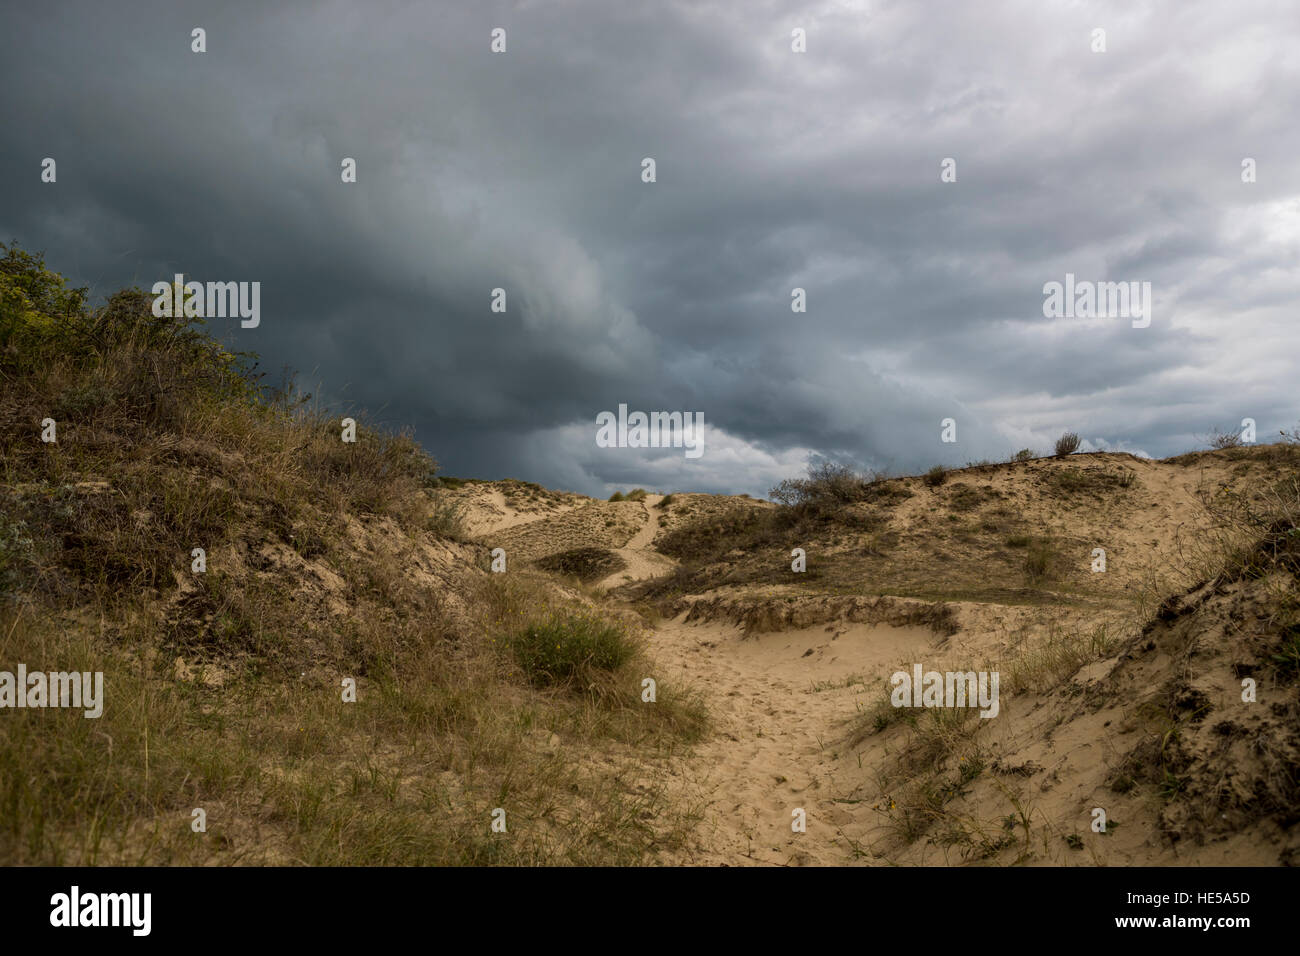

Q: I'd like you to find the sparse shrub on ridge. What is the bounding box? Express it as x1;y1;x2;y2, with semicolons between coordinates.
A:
1206;427;1243;450
769;461;865;506
1054;432;1081;457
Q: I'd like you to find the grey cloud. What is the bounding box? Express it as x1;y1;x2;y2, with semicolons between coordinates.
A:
2;0;1298;495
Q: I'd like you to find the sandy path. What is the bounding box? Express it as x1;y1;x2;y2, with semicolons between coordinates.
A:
600;456;1275;865
596;494;677;589
598;497;939;863
651;616;938;865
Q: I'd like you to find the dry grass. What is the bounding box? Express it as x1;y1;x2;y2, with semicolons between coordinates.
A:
1054;432;1081;457
0;245;706;865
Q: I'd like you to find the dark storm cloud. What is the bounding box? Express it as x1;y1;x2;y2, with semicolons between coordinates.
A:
3;0;1297;496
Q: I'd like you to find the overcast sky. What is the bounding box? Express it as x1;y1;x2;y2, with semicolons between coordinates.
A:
3;0;1298;497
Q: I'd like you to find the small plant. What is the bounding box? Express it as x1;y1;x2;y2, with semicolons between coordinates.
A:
924;465;947;488
1005;623;1118;693
657;493;675;508
1054;432;1081;457
1272;629;1300;680
426;493;468;539
949;483;984;512
504;610;635;688
1206;427;1243;450
608;491;625;502
1024;538;1056;584
1158;770;1186;800
1011;448;1034;463
626;488;647;501
0;515;36;598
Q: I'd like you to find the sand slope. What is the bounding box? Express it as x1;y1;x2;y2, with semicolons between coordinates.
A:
504;449;1300;865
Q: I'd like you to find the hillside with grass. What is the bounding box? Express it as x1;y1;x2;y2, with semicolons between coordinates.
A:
0;245;704;865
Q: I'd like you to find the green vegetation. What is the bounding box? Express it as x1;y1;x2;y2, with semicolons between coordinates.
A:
533;546;627;583
503;609;635;688
924;465;948;487
0;243;704;865
1023;537;1058;584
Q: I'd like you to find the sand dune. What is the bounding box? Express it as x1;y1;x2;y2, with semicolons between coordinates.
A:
455;450;1300;865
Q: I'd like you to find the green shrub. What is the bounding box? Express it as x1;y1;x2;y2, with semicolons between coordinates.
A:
1012;448;1034;463
505;610;635;687
608;491;625;502
0;244;89;364
1025;538;1057;584
426;493;468;539
948;483;983;511
533;547;627;583
924;465;947;488
2;244;258;407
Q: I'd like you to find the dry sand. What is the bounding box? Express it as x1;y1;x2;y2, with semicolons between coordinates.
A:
450;454;1299;866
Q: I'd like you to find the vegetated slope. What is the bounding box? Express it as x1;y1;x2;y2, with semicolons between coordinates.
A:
0;245;704;865
646;453;1276;608
634;452;1300;865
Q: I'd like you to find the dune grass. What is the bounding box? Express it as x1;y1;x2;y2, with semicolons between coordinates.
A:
0;243;706;865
